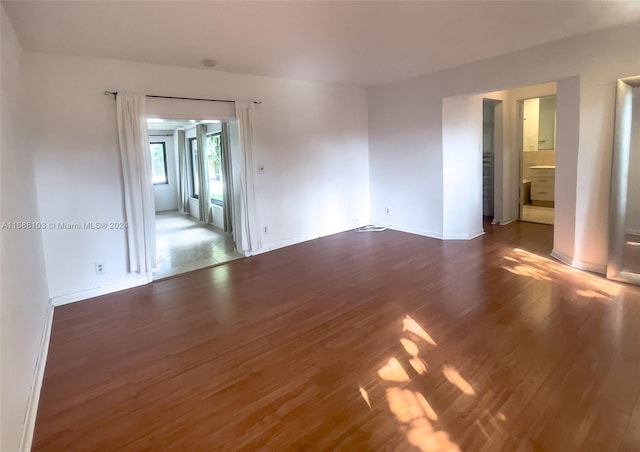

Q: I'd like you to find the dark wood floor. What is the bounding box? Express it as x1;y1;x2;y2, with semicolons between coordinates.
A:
33;222;640;451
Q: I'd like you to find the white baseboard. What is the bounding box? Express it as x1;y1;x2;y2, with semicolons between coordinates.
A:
550;248;573;267
251;224;359;256
388;225;485;241
550;248;606;274
442;229;485;240
489;217;514;225
388;225;443;240
19;303;54;452
573;260;606;275
50;274;152;306
251;222;399;256
251;236;312;256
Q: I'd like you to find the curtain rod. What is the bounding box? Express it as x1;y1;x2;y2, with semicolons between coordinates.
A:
104;91;261;104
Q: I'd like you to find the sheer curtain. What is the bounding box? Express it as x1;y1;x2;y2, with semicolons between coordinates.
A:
220;122;233;233
195;124;212;223
116;93;156;274
234;101;261;254
175;129;189;214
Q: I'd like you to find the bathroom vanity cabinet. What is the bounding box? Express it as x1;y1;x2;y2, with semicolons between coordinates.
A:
530;165;555;206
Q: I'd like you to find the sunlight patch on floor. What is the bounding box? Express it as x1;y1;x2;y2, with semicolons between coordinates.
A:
501;247;622;302
409;357;428;375
359;386;372;409
362;315;468;451
400;338;420;356
378;357;410;383
403;315;437;345
386;388;439;422
442;364;475;396
407;418;461;452
386;388;460;452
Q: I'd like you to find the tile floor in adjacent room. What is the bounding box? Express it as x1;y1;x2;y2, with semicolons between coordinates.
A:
154;210;244;279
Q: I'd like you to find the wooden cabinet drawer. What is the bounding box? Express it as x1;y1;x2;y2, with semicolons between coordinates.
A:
530;168;555;178
530;176;554;186
531;187;554;201
530;167;555;202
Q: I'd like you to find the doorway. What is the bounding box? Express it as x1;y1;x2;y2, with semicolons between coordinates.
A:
518;95;556;225
482;99;501;223
148;118;243;279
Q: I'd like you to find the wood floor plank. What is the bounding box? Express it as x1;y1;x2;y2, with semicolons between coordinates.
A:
621;392;640;451
32;222;640;451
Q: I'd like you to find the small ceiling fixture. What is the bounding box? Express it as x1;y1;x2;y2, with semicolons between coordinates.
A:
202;59;217;68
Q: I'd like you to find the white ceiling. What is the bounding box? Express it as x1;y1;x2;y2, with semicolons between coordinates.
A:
4;1;640;87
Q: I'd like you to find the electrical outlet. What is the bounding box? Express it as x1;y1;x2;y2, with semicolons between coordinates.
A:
352;217;359;226
95;262;105;275
385;207;390;216
263;226;268;234
257;164;265;174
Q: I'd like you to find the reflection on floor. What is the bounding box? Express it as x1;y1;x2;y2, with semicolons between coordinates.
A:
522;205;554;225
154;210;243;279
623;232;640;273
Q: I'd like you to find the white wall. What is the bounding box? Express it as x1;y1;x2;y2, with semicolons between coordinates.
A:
23;53;370;301
442;94;483;239
369;20;640;271
0;6;50;451
150;134;178;212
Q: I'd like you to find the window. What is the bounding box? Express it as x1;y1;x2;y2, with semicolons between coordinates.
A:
206;133;223;205
189;137;199;198
188;132;225;205
150;142;168;185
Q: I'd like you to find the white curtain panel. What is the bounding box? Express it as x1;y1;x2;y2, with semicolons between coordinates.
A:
234;101;261;254
220;122;234;233
175;129;190;214
195;124;212;223
116;93;156;274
